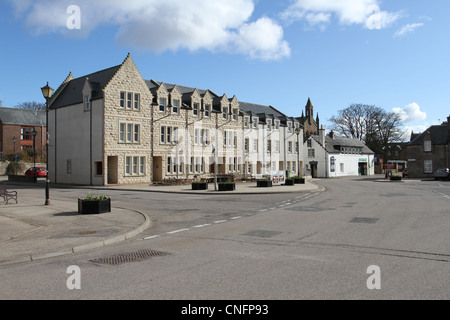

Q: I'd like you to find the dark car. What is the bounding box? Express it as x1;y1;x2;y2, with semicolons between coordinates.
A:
434;168;449;181
25;167;48;177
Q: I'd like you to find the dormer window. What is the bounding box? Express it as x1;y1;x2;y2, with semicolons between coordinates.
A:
287;122;292;132
267;119;272;131
244;117;249;128
232;108;238;121
193;103;199;116
204;104;210;117
222;107;228;120
84;95;90;111
253;118;258;128
159;98;166;112
172;99;179;114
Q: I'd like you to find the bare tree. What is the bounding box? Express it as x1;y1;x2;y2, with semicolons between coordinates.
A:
329;104;405;158
15;101;46;110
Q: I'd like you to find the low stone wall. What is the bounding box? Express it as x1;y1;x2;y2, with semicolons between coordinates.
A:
0;161;46;176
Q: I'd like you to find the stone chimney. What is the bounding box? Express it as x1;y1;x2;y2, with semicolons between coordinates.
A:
329;130;335;139
319;125;325;146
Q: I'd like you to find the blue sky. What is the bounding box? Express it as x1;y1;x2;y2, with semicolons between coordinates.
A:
1;0;449;138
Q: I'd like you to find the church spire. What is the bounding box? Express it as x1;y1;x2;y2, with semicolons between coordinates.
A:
305;97;313;119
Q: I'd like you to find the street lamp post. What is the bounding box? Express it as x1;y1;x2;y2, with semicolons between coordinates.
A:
12;136;17;175
31;129;37;182
41;82;54;205
295;128;301;176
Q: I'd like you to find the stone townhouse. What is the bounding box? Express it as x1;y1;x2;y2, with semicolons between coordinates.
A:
147;80;244;183
48;54;243;185
240;102;303;178
406;116;450;178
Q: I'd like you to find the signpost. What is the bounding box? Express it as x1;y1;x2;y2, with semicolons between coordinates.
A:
270;171;286;186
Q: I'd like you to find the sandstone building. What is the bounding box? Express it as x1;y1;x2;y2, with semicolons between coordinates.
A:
47;54;312;185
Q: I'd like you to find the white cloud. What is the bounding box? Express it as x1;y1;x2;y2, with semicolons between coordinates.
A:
8;0;290;61
393;103;427;123
281;0;400;30
394;23;424;38
402;125;428;141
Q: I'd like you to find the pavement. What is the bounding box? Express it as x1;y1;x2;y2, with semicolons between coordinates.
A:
0;177;323;267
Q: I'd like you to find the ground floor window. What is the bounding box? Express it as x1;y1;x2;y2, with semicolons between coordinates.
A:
125;156;145;176
95;161;103;175
424;160;433;174
167;156;185;175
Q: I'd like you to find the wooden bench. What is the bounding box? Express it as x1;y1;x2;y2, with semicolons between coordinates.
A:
0;186;18;204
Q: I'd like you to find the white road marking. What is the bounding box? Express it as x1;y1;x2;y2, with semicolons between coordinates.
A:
143;235;160;240
167;228;190;234
193;224;211;228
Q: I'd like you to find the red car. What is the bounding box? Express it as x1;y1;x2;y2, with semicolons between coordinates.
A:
25;167;48;177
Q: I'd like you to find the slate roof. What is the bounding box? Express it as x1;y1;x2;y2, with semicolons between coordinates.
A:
408;123;449;146
49;65;121;110
0;107;46;126
310;134;374;154
238;102;286;118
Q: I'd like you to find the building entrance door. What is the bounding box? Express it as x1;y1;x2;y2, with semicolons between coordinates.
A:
107;156;118;185
153;156;163;182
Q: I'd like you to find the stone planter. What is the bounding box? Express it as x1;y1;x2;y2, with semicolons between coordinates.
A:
293;178;305;184
218;183;235;191
285;179;295;186
78;198;111;214
192;182;208;190
257;180;272;187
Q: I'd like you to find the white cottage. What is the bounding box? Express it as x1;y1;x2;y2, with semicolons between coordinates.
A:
304;128;375;178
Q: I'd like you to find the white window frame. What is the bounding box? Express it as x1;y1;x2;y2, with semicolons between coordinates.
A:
172;99;179;114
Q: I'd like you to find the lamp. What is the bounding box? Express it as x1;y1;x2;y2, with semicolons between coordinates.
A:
31;129;37;181
295;127;301;176
41;82;53;205
12;137;17;175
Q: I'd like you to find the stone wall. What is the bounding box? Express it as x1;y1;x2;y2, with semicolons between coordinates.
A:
0;161;46;175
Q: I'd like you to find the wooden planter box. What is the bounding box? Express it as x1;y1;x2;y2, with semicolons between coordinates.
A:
78;198;111;214
218;183;235;191
294;178;305;184
257;180;272;187
192;182;208;190
285;179;295;185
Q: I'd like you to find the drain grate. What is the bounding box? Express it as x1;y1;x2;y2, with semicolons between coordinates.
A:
350;217;379;224
91;249;168;266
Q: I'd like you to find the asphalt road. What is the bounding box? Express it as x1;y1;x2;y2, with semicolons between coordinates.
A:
1;177;449;303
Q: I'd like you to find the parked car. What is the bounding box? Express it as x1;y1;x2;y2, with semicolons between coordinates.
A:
434;168;449;181
25;167;48;177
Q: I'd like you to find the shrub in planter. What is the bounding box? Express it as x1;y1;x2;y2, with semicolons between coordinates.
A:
285;178;295;185
192;181;208;190
293;176;305;184
78;194;111;214
218;179;235;191
257;179;272;187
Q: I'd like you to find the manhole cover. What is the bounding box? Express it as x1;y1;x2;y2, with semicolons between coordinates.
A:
242;230;283;238
350;217;379;224
91;249;168;266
